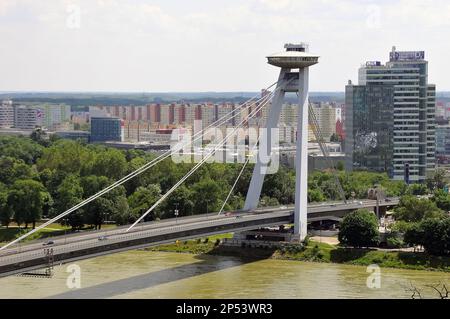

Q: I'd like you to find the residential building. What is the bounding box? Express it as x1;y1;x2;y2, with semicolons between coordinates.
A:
0;100;14;128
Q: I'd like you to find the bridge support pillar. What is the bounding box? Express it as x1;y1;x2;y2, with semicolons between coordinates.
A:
293;68;309;241
243;69;287;211
243;43;317;243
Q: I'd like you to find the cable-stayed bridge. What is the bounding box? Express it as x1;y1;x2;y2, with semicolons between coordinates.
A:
0;198;399;277
0;43;400;277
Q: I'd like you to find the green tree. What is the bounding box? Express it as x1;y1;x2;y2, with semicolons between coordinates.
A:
308;188;325;203
36;140;96;176
81;175;127;229
80;175;111;197
162;185;194;217
394;196;444;222
128;185;162;221
54;174;85;230
426;168;447;191
338;209;379;248
406;183;429;196
7;179;49;229
260;196;280;207
191;178;223;214
404;217;450;256
112;196;132;225
403;223;425;248
30;127;50;147
0;157;35;185
432;189;450;212
0;136;43;164
262;167;295;204
0;191;13;228
84;197;115;230
91;148;127;180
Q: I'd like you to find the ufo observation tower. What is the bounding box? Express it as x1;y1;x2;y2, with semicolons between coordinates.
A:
244;43;319;241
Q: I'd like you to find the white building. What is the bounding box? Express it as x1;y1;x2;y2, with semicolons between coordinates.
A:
311;103;337;141
14;106;44;129
0;100;15;128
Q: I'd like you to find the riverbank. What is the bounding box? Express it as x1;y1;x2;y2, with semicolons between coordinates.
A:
145;234;450;272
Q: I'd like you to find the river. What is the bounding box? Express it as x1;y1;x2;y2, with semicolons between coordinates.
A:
0;251;449;299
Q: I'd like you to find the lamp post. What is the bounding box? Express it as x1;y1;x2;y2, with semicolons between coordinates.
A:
63;217;68;245
374;184;380;223
174;203;179;224
103;212;109;237
205;199;210;215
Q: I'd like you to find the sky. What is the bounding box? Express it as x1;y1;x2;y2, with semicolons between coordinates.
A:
0;0;449;92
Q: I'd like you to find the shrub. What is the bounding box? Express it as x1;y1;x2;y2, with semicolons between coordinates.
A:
387;237;404;249
303;235;310;246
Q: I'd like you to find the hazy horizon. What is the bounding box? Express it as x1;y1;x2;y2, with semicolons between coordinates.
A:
1;0;449;92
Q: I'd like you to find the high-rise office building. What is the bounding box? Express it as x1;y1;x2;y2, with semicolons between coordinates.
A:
345;47;436;182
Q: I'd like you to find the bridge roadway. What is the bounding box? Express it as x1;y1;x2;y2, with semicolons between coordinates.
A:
0;198;398;277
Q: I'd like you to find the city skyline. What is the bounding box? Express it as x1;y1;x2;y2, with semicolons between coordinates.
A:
0;0;449;92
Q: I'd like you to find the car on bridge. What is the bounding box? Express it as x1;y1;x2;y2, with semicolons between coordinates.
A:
42;240;54;246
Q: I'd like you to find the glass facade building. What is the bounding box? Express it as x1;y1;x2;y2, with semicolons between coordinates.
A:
90;117;124;142
345;47;436;182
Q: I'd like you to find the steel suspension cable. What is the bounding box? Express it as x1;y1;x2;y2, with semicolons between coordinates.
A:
0;82;277;252
125;88;279;232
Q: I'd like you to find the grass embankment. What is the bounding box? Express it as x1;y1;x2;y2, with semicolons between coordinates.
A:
146;233;235;255
147;234;450;272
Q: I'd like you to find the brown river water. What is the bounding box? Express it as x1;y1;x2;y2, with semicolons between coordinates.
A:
0;251;449;299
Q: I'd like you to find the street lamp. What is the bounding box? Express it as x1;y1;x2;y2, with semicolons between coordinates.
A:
174;203;179;224
205;199;210;215
63;217;69;244
103;212;109;237
374;184;381;224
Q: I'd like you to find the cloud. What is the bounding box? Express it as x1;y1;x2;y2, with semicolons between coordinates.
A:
0;0;448;91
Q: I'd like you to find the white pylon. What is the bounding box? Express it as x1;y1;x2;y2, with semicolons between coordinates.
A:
244;43;319;241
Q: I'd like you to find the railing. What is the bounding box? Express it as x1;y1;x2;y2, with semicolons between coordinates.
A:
0;199;401;269
0;212;292;267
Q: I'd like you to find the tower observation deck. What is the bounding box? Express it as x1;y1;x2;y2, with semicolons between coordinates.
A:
267;43;319;68
244;42;319;241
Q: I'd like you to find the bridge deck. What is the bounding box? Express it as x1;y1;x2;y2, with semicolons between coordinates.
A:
0;198;398;277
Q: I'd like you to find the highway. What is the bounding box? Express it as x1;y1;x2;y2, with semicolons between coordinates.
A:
0;198;398;277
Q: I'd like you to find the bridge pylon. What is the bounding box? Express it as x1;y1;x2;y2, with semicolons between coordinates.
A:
244;43;319;241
